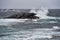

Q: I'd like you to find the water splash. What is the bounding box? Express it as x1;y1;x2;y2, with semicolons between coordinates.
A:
30;8;56;19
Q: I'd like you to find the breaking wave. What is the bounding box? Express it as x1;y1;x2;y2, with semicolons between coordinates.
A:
30;8;57;19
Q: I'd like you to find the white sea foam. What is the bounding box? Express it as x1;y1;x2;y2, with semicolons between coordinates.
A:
0;19;28;26
0;19;58;26
0;19;27;22
53;26;60;30
0;19;39;26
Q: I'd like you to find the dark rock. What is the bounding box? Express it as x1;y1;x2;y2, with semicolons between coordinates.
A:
5;12;39;19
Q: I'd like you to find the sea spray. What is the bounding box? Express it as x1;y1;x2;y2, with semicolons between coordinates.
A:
30;8;56;19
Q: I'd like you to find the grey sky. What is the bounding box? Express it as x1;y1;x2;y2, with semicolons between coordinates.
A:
0;0;60;9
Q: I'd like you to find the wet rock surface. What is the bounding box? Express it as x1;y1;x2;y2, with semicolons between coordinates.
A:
5;12;39;19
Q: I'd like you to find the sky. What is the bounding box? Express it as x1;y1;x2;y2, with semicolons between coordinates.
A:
0;0;60;9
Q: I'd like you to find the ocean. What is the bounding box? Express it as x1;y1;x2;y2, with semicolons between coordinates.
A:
0;9;60;40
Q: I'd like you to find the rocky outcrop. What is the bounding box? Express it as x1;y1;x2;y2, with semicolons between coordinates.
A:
5;12;39;19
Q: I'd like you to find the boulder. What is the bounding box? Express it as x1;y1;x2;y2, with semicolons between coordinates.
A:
6;12;39;19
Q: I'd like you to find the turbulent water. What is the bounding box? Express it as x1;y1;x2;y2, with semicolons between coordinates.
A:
0;9;60;40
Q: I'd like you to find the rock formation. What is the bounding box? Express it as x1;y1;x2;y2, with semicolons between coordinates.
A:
5;12;39;19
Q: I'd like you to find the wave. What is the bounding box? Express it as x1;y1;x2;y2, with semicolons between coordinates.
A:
0;19;39;26
30;8;58;19
0;19;58;26
0;28;60;40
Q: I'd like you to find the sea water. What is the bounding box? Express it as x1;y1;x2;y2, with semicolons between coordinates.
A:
0;9;60;40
